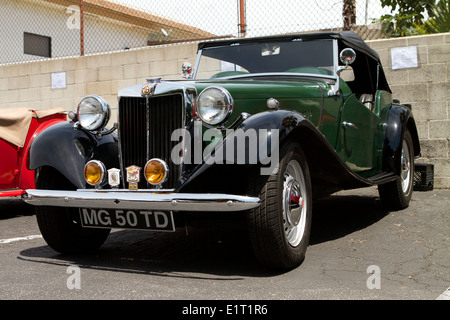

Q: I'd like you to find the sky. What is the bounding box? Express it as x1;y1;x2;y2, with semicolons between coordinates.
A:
111;0;394;38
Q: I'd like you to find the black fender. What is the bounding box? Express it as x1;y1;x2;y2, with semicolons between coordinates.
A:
381;104;420;176
179;110;371;198
179;110;299;194
27;121;119;189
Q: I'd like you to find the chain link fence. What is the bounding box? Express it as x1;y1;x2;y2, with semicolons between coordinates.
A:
2;0;393;64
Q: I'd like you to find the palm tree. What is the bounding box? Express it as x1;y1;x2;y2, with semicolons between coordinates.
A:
425;0;450;33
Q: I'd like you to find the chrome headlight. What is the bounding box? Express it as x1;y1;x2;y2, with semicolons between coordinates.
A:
196;87;233;126
77;95;110;131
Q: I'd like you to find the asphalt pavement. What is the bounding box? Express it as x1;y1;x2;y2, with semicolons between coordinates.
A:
0;187;449;302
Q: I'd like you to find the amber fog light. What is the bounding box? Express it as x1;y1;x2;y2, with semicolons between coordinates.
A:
144;159;169;186
84;160;106;186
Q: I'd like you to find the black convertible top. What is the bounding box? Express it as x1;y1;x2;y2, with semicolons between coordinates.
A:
198;31;391;93
198;31;381;64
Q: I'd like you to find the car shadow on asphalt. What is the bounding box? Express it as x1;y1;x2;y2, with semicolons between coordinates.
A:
18;190;390;277
0;200;34;219
310;192;390;245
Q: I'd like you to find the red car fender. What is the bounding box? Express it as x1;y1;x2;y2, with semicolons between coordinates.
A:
18;115;67;192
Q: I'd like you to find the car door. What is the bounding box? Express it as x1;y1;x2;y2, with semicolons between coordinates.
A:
335;94;379;174
0;139;20;188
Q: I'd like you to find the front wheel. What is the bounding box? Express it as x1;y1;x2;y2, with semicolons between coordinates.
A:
378;130;415;210
35;167;110;254
247;142;312;270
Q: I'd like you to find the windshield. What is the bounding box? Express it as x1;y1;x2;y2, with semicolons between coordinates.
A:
195;39;335;79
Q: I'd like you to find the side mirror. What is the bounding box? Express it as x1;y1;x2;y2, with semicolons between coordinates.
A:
181;61;193;79
329;48;357;96
337;48;356;75
340;48;356;65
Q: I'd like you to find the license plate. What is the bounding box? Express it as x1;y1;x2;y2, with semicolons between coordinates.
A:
79;208;175;232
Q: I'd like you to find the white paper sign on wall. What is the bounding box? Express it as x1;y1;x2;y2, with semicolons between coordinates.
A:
51;72;66;89
391;46;418;70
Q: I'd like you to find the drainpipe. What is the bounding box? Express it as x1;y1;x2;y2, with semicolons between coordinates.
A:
238;0;246;38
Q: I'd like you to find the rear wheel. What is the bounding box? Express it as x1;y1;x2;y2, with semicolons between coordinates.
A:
35;167;110;253
379;130;414;210
247;142;312;270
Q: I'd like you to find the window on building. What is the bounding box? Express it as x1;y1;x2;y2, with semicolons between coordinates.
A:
24;32;51;58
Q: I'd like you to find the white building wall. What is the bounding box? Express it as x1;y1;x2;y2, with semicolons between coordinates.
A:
0;0;150;64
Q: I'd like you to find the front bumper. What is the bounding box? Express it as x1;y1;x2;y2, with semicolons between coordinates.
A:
23;189;261;212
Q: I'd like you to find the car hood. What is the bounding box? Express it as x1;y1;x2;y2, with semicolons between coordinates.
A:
118;77;330;100
190;79;329;100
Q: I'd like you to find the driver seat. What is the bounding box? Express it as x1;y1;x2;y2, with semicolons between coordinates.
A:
359;93;374;111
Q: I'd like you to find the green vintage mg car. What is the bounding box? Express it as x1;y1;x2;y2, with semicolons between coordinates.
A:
24;31;420;270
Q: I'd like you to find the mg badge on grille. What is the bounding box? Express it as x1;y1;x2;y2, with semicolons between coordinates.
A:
107;168;121;188
141;78;160;96
141;83;156;97
126;165;141;190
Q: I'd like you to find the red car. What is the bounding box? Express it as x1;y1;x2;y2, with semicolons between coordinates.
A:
0;108;66;199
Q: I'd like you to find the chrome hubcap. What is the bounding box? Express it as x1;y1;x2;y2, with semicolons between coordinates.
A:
400;140;411;193
282;160;307;247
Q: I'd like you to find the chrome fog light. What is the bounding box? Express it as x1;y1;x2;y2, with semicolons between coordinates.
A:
84;160;106;187
144;159;169;186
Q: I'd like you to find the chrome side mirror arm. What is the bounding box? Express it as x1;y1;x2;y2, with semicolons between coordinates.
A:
329;48;357;96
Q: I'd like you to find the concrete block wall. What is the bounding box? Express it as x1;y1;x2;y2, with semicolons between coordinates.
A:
0;33;449;188
367;33;450;189
0;42;198;123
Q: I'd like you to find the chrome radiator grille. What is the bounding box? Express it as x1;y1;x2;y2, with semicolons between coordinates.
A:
118;94;183;189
